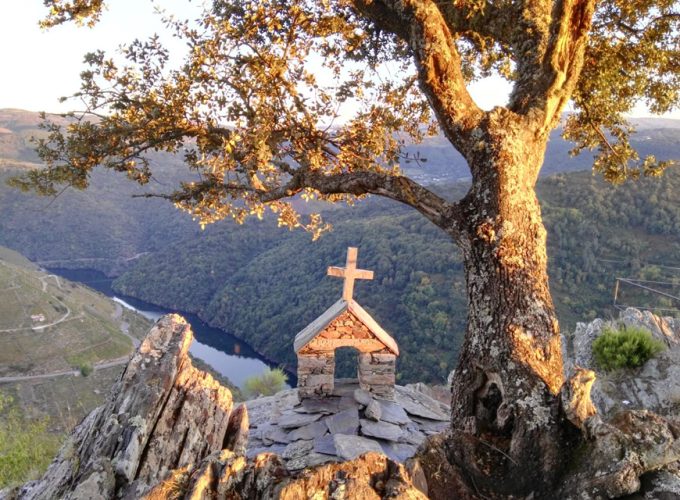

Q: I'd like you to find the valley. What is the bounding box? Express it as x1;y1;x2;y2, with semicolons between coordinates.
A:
0;109;678;387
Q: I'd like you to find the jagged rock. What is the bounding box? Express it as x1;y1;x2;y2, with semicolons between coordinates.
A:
224;403;249;455
146;450;426;498
565;308;680;418
8;316;433;499
635;462;680;499
560;367;597;431
365;399;382;421
324;407;360;435
570;317;606;368
11;315;237;500
286;451;336;471
558;411;680;499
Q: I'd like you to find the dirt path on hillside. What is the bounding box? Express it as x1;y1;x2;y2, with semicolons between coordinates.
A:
0;356;130;383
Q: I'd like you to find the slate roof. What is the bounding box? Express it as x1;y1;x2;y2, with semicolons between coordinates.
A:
293;298;399;355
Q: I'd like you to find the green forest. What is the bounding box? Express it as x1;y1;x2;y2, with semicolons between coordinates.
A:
113;168;680;383
1;110;679;385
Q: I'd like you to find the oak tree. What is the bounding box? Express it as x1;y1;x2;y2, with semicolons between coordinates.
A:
19;0;679;496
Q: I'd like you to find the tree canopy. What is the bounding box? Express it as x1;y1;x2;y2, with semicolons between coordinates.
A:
20;0;678;235
17;1;680;496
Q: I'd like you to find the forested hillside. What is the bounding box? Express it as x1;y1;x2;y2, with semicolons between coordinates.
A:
1;109;678;273
114;169;680;383
1;109;679;383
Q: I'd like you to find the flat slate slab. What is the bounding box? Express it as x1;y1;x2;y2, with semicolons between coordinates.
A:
333;434;383;460
288;420;328;441
246;444;286;459
324;408;359;435
360;419;404;441
297;397;342;414
260;425;292;445
314;434;338;456
353;388;372;406
400;426;426;445
379;441;417;463
411;416;449;434
365;400;382;421
282;439;314;459
245;384;451;470
395;388;448;421
378;400;412;425
276;410;323;429
338;396;360;412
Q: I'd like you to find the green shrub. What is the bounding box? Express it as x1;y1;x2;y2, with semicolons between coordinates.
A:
78;362;93;377
0;392;62;488
243;368;288;399
592;325;665;371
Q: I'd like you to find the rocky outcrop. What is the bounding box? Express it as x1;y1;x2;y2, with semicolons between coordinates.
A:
8;315;241;500
566;307;680;418
245;380;449;471
10;309;679;499
145;450;427;499
558;411;680;499
558;308;680;498
7;314;427;500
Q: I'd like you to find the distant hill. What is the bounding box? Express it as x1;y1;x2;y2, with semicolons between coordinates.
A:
0;108;678;273
0;109;679;384
0;110;200;274
113;169;680;384
0;246;149;378
0;244;152;486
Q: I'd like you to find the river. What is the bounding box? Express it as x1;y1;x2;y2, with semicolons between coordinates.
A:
48;268;294;390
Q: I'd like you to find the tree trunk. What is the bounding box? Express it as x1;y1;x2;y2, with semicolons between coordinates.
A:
444;111;573;497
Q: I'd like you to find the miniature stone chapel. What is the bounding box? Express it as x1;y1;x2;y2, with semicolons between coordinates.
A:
294;247;399;400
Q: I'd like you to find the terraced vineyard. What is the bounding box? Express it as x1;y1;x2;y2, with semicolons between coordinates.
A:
0;246;152;487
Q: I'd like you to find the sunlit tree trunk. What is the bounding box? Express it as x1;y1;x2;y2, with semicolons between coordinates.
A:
443;111;569;496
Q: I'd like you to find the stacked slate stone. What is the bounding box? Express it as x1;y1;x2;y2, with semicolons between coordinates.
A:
358;351;396;399
245;380;450;471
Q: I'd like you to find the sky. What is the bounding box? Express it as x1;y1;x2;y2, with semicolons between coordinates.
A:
0;1;677;119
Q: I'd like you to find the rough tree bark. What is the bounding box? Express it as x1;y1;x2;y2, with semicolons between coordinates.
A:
445;109;569;496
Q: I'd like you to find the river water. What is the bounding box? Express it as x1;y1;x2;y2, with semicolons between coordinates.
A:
48;268;294;389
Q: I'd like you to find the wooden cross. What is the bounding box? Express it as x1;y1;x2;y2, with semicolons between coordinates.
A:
328;247;374;301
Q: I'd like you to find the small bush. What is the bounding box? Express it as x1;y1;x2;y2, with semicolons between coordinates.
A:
243;368;288;399
592;325;665;371
78;362;93;377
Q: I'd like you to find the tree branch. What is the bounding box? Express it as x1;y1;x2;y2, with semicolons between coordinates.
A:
352;0;484;156
509;0;597;133
296;169;466;239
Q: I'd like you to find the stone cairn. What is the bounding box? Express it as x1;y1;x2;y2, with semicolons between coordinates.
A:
294;247;399;400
